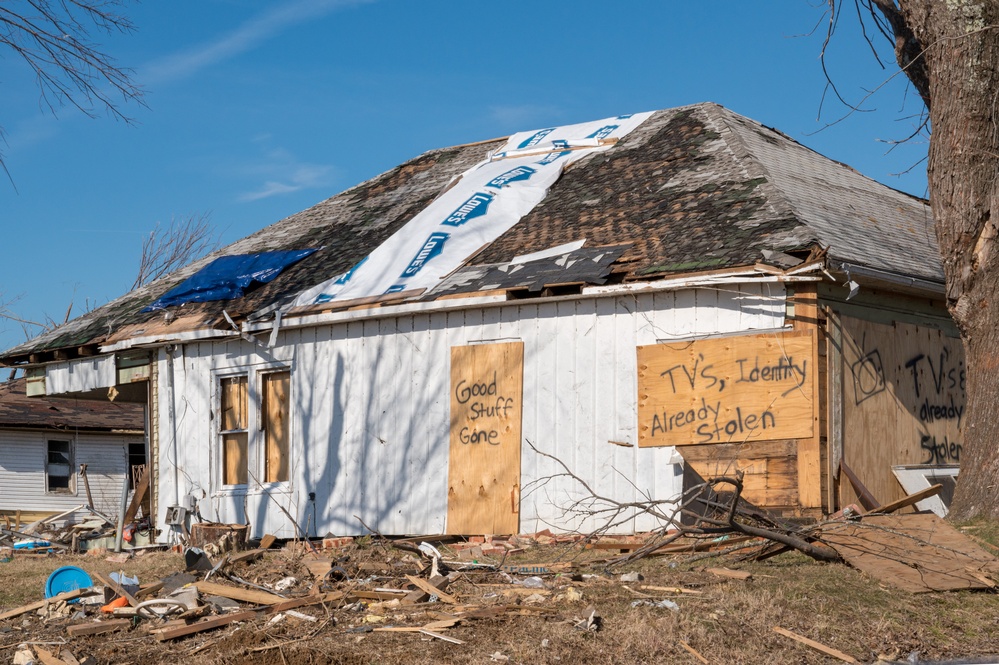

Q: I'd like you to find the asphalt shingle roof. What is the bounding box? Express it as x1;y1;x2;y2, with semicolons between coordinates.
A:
1;103;937;364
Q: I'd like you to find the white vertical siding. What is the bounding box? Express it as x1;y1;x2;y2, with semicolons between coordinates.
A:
156;284;786;540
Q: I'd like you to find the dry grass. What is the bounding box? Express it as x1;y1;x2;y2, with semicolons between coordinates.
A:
2;534;999;664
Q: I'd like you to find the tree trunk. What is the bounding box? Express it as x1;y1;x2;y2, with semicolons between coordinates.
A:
889;1;999;517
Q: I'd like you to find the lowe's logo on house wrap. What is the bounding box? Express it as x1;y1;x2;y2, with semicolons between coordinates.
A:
587;125;618;140
401;232;450;278
441;192;494;227
517;128;554;149
486;165;536;189
536;150;571;166
333;256;368;286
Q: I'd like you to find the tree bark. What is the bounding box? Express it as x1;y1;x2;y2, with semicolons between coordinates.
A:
884;1;999;517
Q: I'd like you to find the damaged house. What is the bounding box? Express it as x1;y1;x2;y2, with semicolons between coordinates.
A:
0;103;963;542
0;376;145;526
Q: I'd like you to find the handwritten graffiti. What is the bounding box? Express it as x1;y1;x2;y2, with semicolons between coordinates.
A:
905;350;966;398
851;349;886;405
660;354;807;397
649;402;776;444
454;372;515;445
920;434;962;465
638;333;814;446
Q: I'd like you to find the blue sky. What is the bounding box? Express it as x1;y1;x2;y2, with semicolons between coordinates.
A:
0;1;929;353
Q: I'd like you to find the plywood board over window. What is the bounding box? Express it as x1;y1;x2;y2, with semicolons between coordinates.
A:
262;371;290;483
221;375;248;486
637;331;815;447
447;342;523;535
840;316;965;508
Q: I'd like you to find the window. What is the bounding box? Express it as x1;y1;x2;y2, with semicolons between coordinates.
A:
262;371;290;483
218;369;290;487
221;375;249;485
128;442;147;490
46;440;73;493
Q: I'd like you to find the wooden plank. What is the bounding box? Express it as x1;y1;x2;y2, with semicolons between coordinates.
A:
32;647;70;665
419;629;465;644
0;588;94;620
773;626;857;663
135;581;164;599
155;610;258;641
403;575;450;604
678;640;709;664
405;575;458;604
66;618;131;638
706;567;752;581
637;330;815;448
447;342;523;535
263;591;347;614
867;484;943;516
677;439;797;461
839;460;880;511
818;513;999;593
229;548;265;564
194;581;285;605
792;285;823;508
122;467;149;525
263;371;290;483
91;572;138;607
260;534;277;549
839;315;965;510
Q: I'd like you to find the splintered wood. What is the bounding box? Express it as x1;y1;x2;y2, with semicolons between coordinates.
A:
818;513;999;592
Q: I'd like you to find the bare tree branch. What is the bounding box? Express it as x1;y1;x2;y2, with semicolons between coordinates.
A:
0;0;144;170
132;213;221;289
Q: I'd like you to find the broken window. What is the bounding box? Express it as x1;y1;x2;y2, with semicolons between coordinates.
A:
46;440;73;493
221;375;249;485
218;369;291;487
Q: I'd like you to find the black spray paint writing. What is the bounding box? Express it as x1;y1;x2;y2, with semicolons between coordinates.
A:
920;434;962;465
455;372;515;446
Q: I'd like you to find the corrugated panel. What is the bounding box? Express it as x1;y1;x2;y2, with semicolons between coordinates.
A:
46;356;116;395
156;285;786;539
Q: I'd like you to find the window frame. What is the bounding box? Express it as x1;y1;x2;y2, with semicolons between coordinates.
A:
214;364;293;492
45;439;75;494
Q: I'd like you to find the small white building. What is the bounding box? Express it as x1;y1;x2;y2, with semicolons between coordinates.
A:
0;377;145;525
0;104;958;542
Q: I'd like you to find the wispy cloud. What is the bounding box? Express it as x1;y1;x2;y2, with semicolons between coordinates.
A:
143;0;373;84
237;147;336;202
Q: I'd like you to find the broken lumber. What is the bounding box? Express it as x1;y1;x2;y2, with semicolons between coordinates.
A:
706;567;752;581
773;626;857;663
865;484;942;516
405;574;458;604
122;467;149;525
155;610;258;641
33;647;70;665
91;572;138;607
66;619;131;638
403;574;451;603
678;640;709;664
0;588;95;620
194;580;284;605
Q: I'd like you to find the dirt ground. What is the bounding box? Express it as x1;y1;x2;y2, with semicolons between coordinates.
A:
4;530;999;665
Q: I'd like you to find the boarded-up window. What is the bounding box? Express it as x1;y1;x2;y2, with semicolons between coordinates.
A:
46;440;73;492
637;331;815;447
262;371;290;483
221;375;248;485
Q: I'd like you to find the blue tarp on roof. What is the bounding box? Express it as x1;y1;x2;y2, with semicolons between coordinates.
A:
142;249;318;311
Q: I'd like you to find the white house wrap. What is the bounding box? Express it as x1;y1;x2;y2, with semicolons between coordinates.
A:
293;112;654;306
